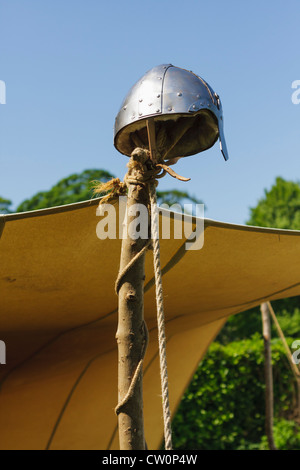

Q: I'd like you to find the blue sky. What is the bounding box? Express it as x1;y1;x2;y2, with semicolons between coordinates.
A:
0;0;299;224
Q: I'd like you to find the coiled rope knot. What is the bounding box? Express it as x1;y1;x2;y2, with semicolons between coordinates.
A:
93;148;165;205
124;148;163;187
93;146;190;207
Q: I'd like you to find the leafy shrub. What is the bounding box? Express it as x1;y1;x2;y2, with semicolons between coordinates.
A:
172;335;298;450
259;418;300;450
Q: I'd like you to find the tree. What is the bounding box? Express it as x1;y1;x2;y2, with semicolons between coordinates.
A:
248;177;300;318
156;189;202;212
248;177;300;230
16;169;203;213
16;169;114;212
218;177;300;344
172;337;300;450
0;197;12;214
174;176;300;450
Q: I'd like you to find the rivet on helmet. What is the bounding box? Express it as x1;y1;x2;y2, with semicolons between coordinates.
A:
114;64;229;162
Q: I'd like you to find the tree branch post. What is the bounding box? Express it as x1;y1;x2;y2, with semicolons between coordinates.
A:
267;301;300;422
115;149;152;450
260;302;277;450
114;119;177;450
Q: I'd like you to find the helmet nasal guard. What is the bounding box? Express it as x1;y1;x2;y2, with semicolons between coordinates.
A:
114;64;228;162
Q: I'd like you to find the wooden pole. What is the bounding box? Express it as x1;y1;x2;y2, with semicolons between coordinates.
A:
260;302;277;450
116;153;150;450
296;377;300;423
267;301;300;378
115;119;170;449
267;301;300;421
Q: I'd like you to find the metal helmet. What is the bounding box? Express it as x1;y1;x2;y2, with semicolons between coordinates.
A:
114;64;228;161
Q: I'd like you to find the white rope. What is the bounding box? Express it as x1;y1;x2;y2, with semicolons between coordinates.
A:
149;182;173;451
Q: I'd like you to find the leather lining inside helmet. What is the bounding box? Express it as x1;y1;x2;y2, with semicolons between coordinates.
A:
114;109;219;159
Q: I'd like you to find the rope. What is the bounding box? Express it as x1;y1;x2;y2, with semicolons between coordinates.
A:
267;302;300;379
149;182;173;450
266;302;300;422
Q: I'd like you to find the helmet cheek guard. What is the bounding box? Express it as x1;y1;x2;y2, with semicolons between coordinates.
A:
114;64;229;162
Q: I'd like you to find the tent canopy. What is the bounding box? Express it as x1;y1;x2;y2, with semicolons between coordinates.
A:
1;198;300;449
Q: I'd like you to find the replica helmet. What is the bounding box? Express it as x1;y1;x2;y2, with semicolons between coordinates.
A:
114;64;228;161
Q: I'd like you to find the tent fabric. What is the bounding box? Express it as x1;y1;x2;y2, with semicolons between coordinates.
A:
1;197;300;449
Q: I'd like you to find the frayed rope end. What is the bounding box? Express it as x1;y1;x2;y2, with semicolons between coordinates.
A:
91;178;127;204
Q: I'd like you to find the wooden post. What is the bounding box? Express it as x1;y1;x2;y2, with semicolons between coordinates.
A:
260;302;277;450
296;377;300;422
115;151;150;450
115;118;174;449
267;301;300;422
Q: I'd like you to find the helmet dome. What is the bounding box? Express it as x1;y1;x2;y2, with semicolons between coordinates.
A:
114;64;228;161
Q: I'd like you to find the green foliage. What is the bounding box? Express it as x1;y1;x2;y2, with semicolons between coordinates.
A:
0;197;12;214
156;190;202;213
259;418;300;450
217;302;300;345
172;336;298;450
246;176;300;341
16;169;114;212
248;177;300;230
275;308;300;338
219;177;300;345
216;307;262;344
248;178;300;322
173;176;300;449
10;172;300;450
15;169;203;214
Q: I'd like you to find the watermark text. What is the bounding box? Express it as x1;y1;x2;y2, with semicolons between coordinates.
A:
292;340;300;365
0;340;6;365
96;197;204;251
291;80;300;105
0;80;6;104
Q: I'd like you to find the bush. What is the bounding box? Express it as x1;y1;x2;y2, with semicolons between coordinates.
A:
259;418;300;450
172;335;298;450
217;301;300;345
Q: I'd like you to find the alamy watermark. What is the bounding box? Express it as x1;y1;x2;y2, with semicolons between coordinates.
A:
291;80;300;105
96;197;204;251
0;340;6;365
0;80;6;104
292;340;300;365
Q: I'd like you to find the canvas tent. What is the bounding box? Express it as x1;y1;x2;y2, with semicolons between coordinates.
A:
1;197;300;450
